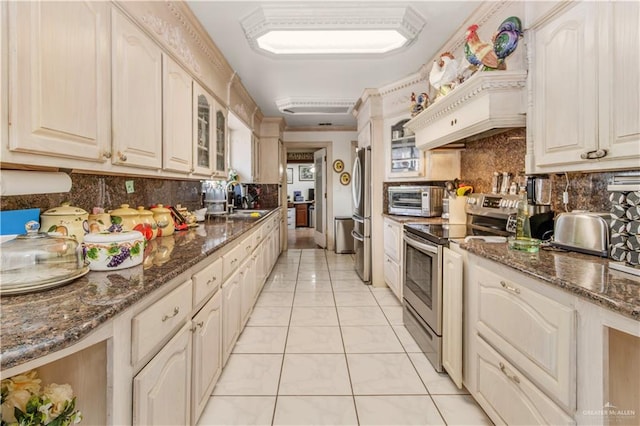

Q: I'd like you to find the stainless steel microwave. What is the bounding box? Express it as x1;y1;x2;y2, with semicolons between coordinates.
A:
388;186;444;217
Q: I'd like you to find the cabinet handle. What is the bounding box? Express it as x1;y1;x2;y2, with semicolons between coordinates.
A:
499;362;520;384
102;151;112;159
206;277;216;286
118;151;127;162
246;245;252;251
162;307;180;322
190;321;204;332
450;118;458;126
500;281;520;294
580;149;608;160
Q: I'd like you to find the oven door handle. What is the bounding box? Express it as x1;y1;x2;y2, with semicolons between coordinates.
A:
404;234;438;254
351;230;365;242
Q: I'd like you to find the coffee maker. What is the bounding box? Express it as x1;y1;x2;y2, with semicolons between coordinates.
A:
525;174;555;240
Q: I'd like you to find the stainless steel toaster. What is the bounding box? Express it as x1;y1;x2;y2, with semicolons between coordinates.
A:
551;212;611;257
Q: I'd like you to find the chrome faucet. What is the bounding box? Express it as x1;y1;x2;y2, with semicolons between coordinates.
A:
225;180;239;214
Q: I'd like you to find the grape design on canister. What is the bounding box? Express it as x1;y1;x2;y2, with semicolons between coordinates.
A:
107;246;131;267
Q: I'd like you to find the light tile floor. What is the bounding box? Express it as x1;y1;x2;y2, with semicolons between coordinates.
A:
199;249;493;426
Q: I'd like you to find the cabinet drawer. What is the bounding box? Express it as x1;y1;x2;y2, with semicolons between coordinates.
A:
474;264;576;409
192;257;222;308
383;254;401;301
132;280;192;366
253;227;263;248
475;337;575;425
222;242;243;282
383;218;402;262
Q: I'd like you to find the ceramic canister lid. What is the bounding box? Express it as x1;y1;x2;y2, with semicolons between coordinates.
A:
84;230;144;244
42;202;88;216
110;204;139;217
137;206;154;217
150;204;171;213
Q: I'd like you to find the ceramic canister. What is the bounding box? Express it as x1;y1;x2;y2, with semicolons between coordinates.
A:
40;202;89;243
150;204;175;237
136;206;158;240
83;230;145;271
109;204;140;232
88;213;112;234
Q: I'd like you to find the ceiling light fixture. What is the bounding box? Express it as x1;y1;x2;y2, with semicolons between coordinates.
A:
241;3;425;56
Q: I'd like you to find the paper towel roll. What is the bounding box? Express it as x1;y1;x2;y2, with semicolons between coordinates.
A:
0;170;72;196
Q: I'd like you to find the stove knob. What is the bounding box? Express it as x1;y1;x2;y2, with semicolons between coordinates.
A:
499;199;507;208
467;197;477;205
510;200;519;209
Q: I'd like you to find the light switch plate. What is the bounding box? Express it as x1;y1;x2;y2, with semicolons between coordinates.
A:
125;180;135;194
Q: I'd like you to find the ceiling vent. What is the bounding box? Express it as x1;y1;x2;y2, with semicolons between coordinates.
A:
276;98;355;115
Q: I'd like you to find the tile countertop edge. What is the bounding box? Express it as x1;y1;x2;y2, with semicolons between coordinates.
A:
0;209;279;371
459;240;640;322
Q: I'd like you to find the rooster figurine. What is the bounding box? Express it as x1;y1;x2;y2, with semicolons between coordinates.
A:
429;52;460;99
465;16;522;71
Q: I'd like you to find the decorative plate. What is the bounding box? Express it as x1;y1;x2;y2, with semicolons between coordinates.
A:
340;172;351;185
333;159;344;173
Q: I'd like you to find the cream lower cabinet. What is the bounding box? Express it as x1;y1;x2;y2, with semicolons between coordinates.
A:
134;322;192;426
528;1;640;173
191;290;222;421
111;7;162;169
222;269;242;366
383;218;403;301
8;1;111;162
466;254;577;425
240;256;257;329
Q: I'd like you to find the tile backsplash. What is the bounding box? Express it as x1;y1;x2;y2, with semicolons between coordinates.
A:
0;172;279;214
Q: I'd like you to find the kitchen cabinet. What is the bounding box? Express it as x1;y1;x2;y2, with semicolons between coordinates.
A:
465;254;577;424
228;113;259;182
191;290;222;422
8;1;110;162
527;1;640;173
240;255;257;329
387;119;422;179
112;7;162;170
258;117;285;184
215;109;227;177
193;82;214;176
442;247;463;389
133;322;192;426
163;55;193;173
382;217;403;301
295;203;308;227
222;269;241;366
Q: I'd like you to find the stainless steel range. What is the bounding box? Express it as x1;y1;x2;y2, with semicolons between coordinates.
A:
402;193;520;372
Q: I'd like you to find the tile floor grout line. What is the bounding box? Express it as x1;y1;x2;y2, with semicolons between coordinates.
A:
269;248;301;425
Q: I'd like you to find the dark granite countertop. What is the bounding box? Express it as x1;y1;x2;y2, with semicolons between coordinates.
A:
382;214;446;224
0;210;278;371
459;240;640;321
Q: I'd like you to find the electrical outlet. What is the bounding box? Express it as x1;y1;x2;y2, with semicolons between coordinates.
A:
125;180;135;194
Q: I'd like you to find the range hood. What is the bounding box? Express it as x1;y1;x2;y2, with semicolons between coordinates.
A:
405;70;527;150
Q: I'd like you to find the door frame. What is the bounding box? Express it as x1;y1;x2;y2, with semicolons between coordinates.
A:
282;141;333;251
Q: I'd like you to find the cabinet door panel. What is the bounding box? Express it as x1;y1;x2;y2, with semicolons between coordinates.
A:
133;323;191;426
475;264;575;409
192;291;222;422
475;337;575;426
383;254;401;301
163;55;193;173
222;272;241;366
111;8;162;169
193;83;214;176
532;2;598;167
599;2;640;160
442;247;463;389
10;1;109;161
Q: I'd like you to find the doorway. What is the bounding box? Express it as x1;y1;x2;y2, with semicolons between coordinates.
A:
283;142;333;250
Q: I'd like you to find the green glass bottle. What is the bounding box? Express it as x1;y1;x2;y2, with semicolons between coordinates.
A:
516;190;531;240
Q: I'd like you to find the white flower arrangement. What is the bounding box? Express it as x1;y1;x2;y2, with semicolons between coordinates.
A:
1;370;81;426
227;168;239;183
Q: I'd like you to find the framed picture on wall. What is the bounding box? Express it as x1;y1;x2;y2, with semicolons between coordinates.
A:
286;168;293;184
299;165;314;181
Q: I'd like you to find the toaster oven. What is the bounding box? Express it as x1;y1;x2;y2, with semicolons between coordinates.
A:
388;186;444;217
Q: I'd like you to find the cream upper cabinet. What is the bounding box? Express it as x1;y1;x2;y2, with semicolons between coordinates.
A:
528;1;640;172
193;82;214;176
111;7;162;169
163;55;193;173
9;1;110;162
215;108;228;177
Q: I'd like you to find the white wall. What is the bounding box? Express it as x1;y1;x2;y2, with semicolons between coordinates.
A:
286;162;315;201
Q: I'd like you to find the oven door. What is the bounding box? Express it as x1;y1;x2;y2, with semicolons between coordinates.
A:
403;232;442;335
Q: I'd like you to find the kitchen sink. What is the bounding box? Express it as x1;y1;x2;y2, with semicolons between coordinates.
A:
226;209;270;218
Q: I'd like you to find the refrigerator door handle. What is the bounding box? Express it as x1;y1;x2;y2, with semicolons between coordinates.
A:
351;230;365;242
352;215;364;224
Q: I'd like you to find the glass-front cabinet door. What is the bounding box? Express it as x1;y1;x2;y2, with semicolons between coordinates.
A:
215;109;227;177
389;118;422;178
193;82;213;176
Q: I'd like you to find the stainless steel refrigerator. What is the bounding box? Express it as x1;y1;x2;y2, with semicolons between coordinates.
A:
351;146;371;283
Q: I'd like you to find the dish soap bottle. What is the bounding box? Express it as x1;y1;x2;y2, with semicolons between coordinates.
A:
516;189;531;240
